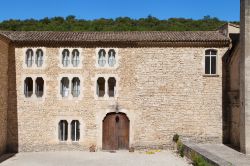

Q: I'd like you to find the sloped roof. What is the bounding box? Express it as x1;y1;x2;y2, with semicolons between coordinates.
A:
0;31;230;47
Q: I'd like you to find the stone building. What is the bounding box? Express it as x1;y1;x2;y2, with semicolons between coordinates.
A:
0;31;231;153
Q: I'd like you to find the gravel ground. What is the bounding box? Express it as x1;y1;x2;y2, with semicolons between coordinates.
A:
0;150;191;166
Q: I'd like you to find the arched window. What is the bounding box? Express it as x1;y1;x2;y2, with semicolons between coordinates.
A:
72;49;80;67
24;77;33;97
35;77;44;98
205;49;217;75
71;120;80;141
97;77;105;97
108;77;116;97
62;49;70;67
58;120;68;141
108;49;116;67
26;49;33;67
61;77;69;97
98;49;106;67
36;49;43;67
72;77;80;97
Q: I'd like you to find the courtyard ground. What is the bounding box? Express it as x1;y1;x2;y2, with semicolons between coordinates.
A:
0;150;191;166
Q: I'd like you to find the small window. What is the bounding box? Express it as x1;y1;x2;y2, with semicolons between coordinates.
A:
108;49;116;67
97;77;105;97
24;77;33;97
72;49;80;67
58;120;68;141
205;50;217;75
62;49;70;67
36;49;43;67
72;77;80;97
26;49;33;67
71;120;80;141
108;77;116;97
61;77;70;97
98;49;106;67
35;77;44;98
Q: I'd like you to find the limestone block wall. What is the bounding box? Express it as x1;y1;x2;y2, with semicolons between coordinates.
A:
0;40;9;155
10;46;228;152
223;44;240;149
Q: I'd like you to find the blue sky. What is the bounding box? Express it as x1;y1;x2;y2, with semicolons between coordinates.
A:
0;0;239;21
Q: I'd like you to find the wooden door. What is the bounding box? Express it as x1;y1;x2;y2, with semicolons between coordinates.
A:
102;113;129;150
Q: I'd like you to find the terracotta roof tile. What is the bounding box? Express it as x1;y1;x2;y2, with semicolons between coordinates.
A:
0;31;230;47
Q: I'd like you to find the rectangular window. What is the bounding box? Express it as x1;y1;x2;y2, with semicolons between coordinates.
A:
59;120;68;141
205;56;210;74
211;56;216;74
205;50;217;75
71;120;80;141
24;77;33;97
35;77;44;97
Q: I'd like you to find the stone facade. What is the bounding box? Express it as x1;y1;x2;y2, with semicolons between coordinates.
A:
0;39;9;155
240;0;250;154
223;43;240;149
5;46;228;152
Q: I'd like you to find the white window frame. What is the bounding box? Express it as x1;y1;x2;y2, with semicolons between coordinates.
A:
93;74;119;100
55;117;84;144
58;120;68;142
23;48;46;69
95;48;119;69
204;49;218;75
71;120;80;142
22;75;46;100
57;75;83;100
60;77;70;97
59;48;83;69
71;77;81;98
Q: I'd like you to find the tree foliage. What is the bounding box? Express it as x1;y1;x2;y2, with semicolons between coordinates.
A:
0;15;238;31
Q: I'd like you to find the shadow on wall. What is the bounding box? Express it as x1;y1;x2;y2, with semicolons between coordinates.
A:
0;153;16;164
6;46;18;153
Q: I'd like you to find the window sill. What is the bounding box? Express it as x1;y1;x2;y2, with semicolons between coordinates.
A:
72;141;80;144
58;141;68;144
203;74;220;77
96;96;117;100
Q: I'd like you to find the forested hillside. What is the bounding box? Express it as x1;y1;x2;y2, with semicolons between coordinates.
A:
0;15;239;31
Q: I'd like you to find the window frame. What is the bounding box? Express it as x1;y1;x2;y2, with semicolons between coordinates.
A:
58;120;68;142
94;75;119;100
23;75;46;100
23;48;46;69
60;77;70;98
62;49;70;67
71;77;80;98
35;77;44;98
71;120;80;142
35;49;44;67
204;49;218;76
58;75;83;100
59;48;82;69
25;49;34;67
96;48;118;68
24;77;33;98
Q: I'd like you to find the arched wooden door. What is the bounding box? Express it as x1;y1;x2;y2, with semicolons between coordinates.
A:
102;113;129;150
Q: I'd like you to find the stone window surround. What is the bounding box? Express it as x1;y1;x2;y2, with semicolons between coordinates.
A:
55;117;85;144
58;48;83;69
21;75;47;101
92;74;120;100
22;47;47;69
57;74;84;100
202;48;219;77
95;48;119;69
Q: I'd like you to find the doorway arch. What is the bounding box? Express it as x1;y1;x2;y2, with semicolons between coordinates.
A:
102;112;129;150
